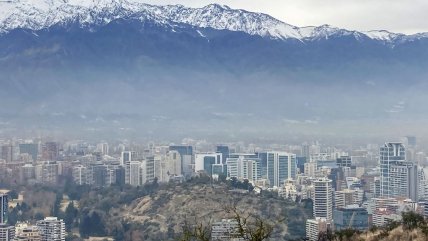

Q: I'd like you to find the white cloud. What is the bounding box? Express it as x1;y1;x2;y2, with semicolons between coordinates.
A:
283;118;318;125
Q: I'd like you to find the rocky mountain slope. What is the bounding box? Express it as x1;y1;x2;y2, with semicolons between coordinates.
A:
113;183;312;240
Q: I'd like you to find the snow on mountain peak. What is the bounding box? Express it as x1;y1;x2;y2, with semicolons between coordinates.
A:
362;30;402;42
0;0;305;39
0;0;425;43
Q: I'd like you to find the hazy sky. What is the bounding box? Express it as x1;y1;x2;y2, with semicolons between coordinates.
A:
143;0;428;34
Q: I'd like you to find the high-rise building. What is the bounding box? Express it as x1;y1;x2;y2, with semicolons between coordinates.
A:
336;156;352;168
166;151;182;177
216;145;230;164
169;145;193;174
301;143;310;160
379;142;419;200
20;164;36;183
296;157;307;174
379;142;406;198
181;154;193;177
143;157;155;183
96;143;109;156
259;152;296;187
129;161;142;186
304;162;317;178
371;177;381;198
121;151;136;166
122;151;137;184
36;217;65;241
35;162;59;185
19;144;38;162
335;189;358;209
226;154;261;183
169;146;193;157
158;151;183;182
390;162;418;200
42;142;59;161
91;164;107;187
195;153;223;175
419;167;428;201
409;164;419;201
1;145;13;163
424;202;428;219
313;178;333;221
72;165;89;185
104;167;116;186
115;166;126;186
0;192;8;224
0;224;15;241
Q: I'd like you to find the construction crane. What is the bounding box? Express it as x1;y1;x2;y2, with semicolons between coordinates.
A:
348;210;357;229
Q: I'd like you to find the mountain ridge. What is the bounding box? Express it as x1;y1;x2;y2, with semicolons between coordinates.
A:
0;0;426;44
1;1;428;139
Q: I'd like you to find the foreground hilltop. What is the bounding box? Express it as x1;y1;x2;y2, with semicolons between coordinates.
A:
97;180;313;240
122;182;311;240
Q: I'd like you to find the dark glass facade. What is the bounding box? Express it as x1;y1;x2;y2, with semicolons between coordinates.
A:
216;145;229;164
0;193;8;224
333;207;368;231
19;143;39;161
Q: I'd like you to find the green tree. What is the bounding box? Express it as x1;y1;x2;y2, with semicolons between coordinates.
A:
52;191;63;217
334;228;359;241
79;210;107;238
34;212;45;220
317;228;336;241
7;207;19;225
64;201;78;231
402;211;424;230
8;190;18;199
218;173;227;183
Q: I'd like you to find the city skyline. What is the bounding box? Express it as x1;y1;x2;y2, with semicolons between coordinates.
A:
0;1;427;240
0;135;427;240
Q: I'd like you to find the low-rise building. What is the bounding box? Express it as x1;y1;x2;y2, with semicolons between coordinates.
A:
15;222;41;241
0;224;15;241
306;218;331;241
333;206;369;231
36;217;65;241
211;219;244;241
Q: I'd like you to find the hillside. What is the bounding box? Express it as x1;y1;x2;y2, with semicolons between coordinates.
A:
332;225;428;241
361;226;425;241
105;182;312;240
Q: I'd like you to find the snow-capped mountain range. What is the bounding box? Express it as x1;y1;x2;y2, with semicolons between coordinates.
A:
0;0;426;43
2;0;428;139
